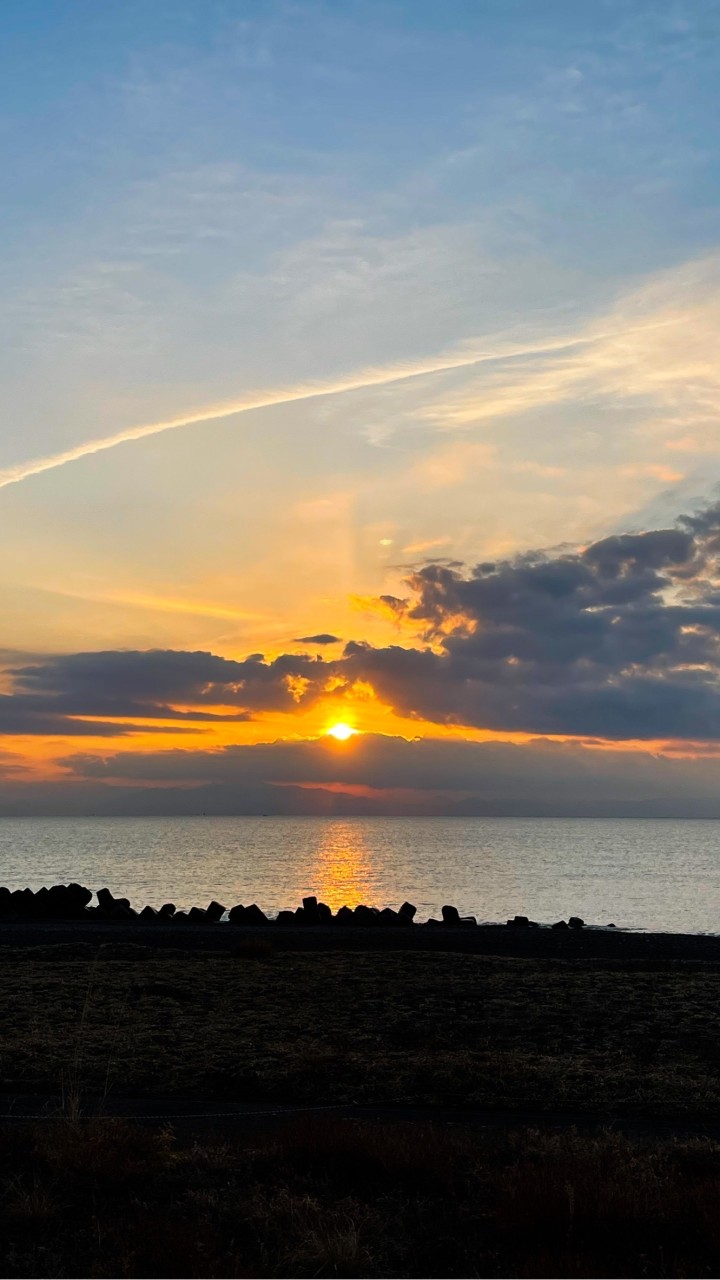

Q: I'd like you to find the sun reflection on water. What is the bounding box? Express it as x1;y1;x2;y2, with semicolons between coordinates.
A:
307;821;376;910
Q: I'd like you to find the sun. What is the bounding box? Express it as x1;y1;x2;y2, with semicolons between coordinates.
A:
326;722;358;741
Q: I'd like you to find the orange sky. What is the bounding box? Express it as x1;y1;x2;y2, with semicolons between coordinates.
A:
4;2;720;818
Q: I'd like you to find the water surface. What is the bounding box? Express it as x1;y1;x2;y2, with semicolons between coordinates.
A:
1;816;719;932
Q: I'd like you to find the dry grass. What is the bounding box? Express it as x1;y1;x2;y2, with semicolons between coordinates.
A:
2;1117;720;1276
2;946;720;1114
10;945;720;1275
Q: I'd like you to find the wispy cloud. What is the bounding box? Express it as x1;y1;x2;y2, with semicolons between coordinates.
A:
7;250;720;499
422;255;720;437
30;584;270;624
0;332;596;491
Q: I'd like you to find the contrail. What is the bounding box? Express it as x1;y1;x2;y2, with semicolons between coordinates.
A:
0;332;599;491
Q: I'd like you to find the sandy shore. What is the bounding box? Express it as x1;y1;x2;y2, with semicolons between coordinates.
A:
2;916;720;959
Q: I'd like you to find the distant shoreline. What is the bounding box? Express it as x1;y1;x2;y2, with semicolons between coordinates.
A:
6;813;720;819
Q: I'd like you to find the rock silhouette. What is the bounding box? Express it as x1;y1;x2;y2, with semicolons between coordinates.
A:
0;884;604;930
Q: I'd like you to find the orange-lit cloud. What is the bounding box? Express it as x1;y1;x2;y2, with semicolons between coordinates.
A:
6;484;720;803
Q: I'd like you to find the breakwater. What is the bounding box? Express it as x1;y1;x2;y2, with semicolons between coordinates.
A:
0;882;595;930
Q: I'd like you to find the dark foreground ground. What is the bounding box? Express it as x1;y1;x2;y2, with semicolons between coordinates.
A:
4;926;720;1276
3;926;720;1112
4;915;720;958
6;1115;720;1278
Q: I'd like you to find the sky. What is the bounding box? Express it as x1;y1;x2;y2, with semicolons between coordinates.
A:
2;0;720;815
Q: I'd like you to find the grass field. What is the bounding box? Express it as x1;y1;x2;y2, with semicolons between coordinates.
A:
5;944;720;1276
4;1115;720;1278
2;943;720;1115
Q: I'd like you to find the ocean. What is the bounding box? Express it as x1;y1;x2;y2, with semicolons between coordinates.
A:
1;815;720;933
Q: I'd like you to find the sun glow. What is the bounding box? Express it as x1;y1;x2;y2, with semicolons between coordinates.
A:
326;722;358;741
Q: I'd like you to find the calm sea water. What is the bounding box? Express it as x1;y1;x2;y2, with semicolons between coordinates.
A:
1;816;720;933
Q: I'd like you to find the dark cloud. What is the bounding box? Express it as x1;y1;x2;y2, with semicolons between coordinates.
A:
294;634;341;645
0;699;206;736
5;501;720;744
34;732;720;817
11;649;252;708
339;503;720;739
2;648;329;734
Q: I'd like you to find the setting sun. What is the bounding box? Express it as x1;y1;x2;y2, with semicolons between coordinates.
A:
326;723;358;741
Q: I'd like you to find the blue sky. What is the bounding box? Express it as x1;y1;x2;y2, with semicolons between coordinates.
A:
3;0;720;812
3;2;717;255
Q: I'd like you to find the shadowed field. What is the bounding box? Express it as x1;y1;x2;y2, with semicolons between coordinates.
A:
4;945;720;1276
4;1115;720;1278
3;944;720;1116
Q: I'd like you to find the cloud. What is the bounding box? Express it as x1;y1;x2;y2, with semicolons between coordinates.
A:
340;508;720;739
7;497;720;744
0;332;594;491
0;706;203;737
10;244;713;498
47;732;720;818
294;634;341;645
1;649;282;733
0;645;329;737
420;255;720;443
